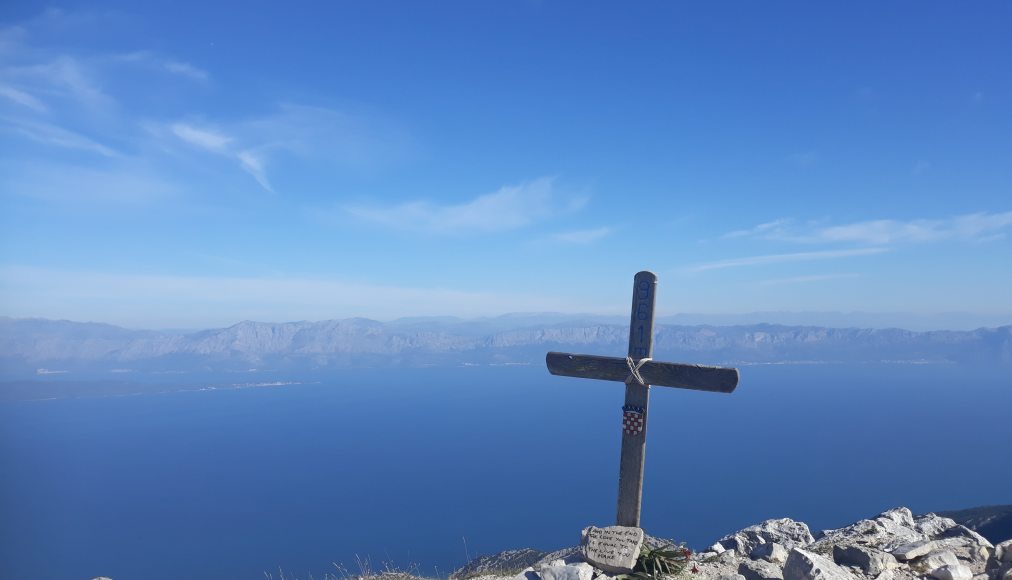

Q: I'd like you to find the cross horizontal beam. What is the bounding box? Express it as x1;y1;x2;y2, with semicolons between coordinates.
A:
546;352;739;394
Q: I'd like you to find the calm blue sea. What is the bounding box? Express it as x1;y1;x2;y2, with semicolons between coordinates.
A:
1;364;1010;580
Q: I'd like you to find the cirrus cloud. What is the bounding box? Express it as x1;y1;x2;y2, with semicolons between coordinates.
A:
723;211;1012;245
345;177;586;234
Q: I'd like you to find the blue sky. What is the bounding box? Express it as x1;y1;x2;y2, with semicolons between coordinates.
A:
1;2;1010;328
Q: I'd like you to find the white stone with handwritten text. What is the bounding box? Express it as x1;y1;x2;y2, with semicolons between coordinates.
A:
581;525;644;574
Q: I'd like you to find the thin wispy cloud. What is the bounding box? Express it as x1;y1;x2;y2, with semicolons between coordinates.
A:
163;60;209;81
723;212;1012;245
688;248;888;272
722;219;791;239
2;163;178;204
5;118;118;156
235;103;411;167
817;212;1012;244
163;105;406;193
170;123;274;191
0;84;47;112
552;226;614;244
1;9;405;199
346;177;584;234
237;150;273;192
116;51;211;81
9;56;114;110
757;273;862;286
171;123;232;152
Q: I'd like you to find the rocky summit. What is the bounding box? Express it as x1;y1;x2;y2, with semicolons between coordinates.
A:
450;508;1012;580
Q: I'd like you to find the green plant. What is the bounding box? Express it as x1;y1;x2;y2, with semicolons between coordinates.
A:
618;543;692;580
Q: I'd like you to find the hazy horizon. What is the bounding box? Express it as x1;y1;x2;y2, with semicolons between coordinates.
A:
5;309;1012;332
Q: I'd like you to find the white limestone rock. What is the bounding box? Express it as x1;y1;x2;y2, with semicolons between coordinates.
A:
784;548;855;580
985;555;1012;580
738;558;785;580
453;548;548;579
998;540;1012;564
538;563;593;580
914;551;961;573
873;569;919;580
752;543;789;565
893;540;937;561
916;514;960;538
512;567;539;580
930;564;974;580
940;526;994;550
935;526;995;571
715;549;744;564
580;526;643;574
833;545;898;575
696;551;722;562
692;555;747;580
815;508;927;555
720;519;815;556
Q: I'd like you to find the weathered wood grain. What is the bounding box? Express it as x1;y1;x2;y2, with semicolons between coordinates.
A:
617;270;657;528
545;352;739;393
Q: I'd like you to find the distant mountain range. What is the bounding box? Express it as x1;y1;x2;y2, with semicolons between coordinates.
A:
2;316;1010;376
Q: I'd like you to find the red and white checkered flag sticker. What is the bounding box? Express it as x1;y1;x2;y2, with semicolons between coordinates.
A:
622;405;645;436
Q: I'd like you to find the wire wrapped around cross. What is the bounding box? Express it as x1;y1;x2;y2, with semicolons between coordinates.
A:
624;356;651;386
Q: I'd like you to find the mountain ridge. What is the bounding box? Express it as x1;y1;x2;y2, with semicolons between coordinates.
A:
1;316;1010;374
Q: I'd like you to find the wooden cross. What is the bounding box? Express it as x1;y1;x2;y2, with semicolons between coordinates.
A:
545;271;740;528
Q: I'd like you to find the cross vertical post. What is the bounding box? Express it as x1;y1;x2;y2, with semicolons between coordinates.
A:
545;270;739;529
617;271;656;527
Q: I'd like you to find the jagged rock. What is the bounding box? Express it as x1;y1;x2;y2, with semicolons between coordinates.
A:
783;548;855;580
719;550;744;564
893;540;937;561
931;527;994;572
940;526;995;548
739;558;784;580
998;540;1012;563
918;514;961;538
814;509;928;555
930;564;974;580
752;543;789;565
720;519;815;556
463;506;1006;580
452;549;548;579
693;555;746;580
511;568;539;580
538;563;593;580
534;548;581;568
935;540;993;574
833;545;897;575
697;551;722;561
985;553;1010;580
913;551;961;573
873;569;919;580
